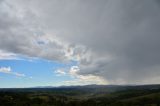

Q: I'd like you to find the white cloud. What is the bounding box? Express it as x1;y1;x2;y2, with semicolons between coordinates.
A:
0;67;11;73
62;66;108;85
0;67;25;77
13;72;25;77
55;66;108;85
69;66;80;76
0;50;18;60
55;69;66;76
64;75;108;85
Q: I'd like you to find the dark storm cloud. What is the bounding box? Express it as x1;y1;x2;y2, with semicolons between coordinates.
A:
1;0;160;84
0;0;70;62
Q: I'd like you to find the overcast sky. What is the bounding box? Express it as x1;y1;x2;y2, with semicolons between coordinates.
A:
0;0;160;87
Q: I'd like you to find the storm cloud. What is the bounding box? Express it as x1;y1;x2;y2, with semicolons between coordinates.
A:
0;0;160;84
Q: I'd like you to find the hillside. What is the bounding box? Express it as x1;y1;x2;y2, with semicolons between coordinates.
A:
0;84;160;106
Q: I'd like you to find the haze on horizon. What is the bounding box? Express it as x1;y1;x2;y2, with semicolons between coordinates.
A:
0;0;160;88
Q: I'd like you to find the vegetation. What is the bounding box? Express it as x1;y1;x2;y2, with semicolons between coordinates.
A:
1;84;160;106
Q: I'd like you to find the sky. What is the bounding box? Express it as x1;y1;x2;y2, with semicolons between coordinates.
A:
0;0;160;88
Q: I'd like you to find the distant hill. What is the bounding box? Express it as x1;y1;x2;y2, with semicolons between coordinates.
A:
1;84;160;93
